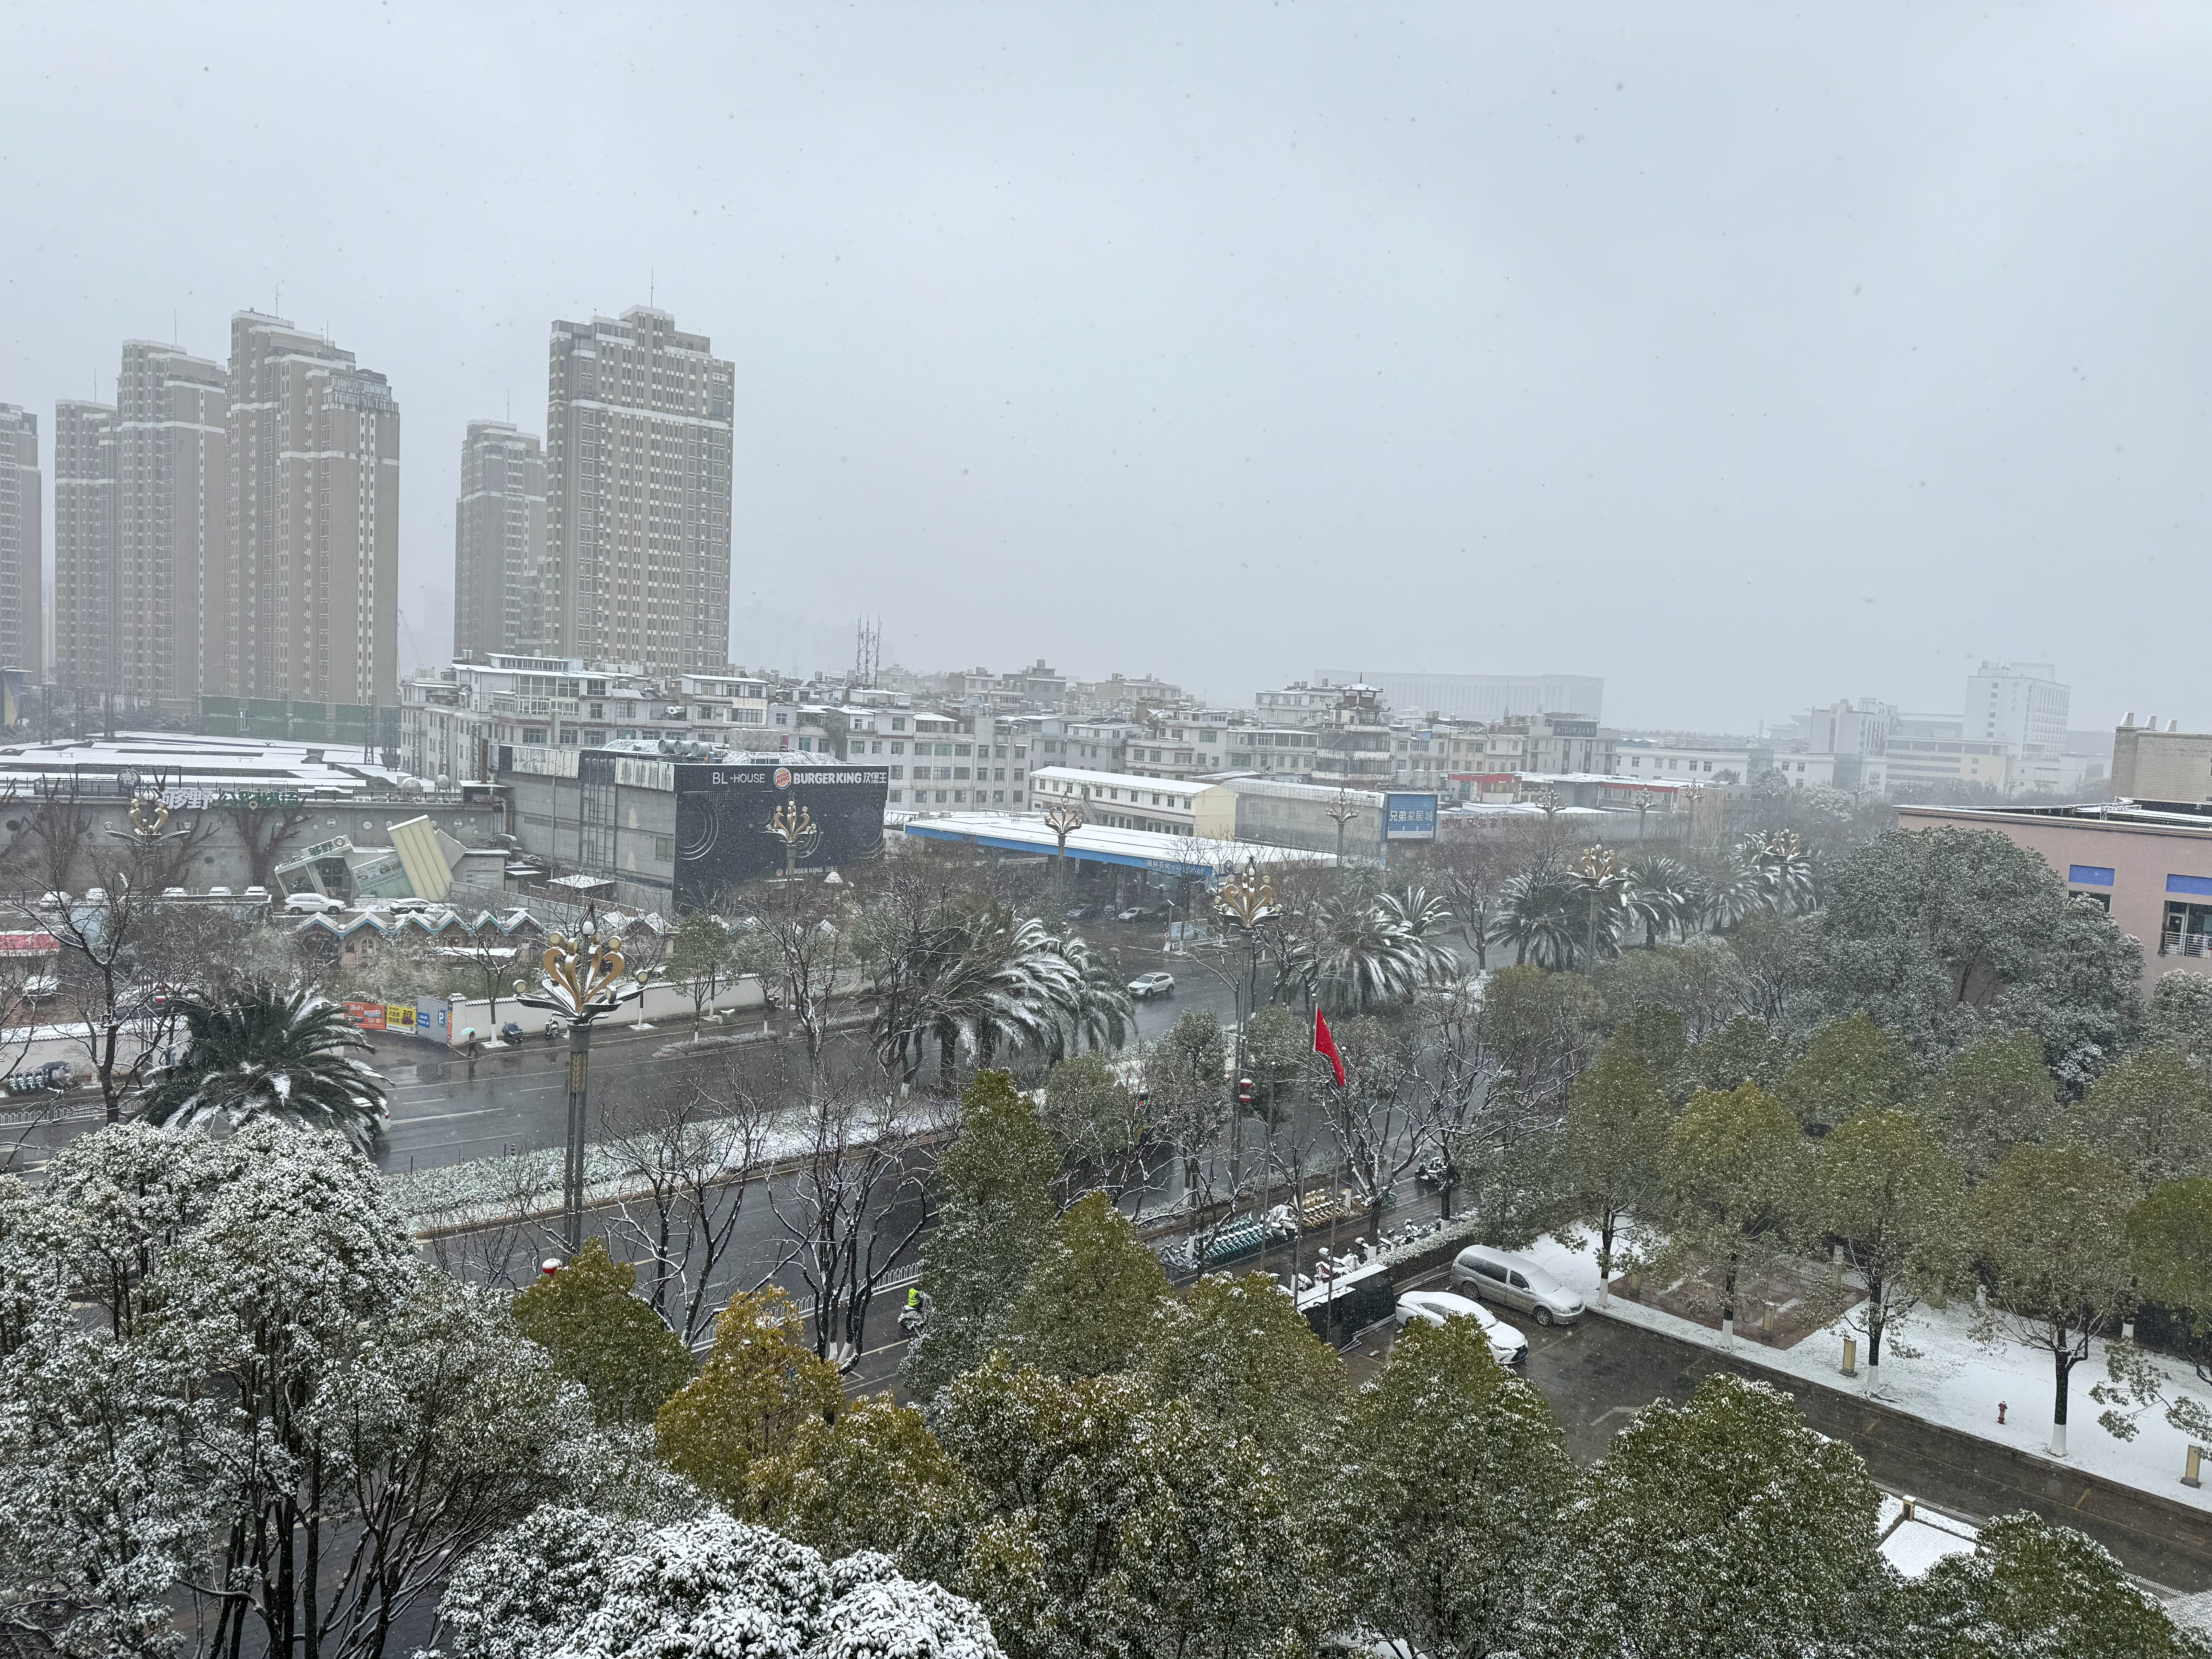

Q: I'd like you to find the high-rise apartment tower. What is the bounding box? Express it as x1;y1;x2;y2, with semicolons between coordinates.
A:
52;400;116;692
453;421;546;661
218;313;399;705
114;342;225;712
544;307;732;675
0;406;41;680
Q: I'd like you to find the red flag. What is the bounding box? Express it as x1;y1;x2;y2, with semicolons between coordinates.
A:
1314;1009;1346;1088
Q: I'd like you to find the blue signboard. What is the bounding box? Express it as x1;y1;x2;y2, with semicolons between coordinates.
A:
1383;792;1438;842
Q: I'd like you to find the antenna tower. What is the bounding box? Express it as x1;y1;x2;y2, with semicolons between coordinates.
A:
852;618;882;687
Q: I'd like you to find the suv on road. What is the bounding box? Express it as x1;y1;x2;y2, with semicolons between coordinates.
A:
1126;971;1175;1000
1451;1245;1585;1326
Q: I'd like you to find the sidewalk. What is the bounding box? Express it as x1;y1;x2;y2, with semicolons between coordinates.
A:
1519;1231;2212;1514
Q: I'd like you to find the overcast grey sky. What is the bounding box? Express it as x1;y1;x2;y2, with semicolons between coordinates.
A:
3;3;2207;730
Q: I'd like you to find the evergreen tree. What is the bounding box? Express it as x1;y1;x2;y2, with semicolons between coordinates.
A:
744;1392;975;1580
905;1070;1059;1398
2095;1177;2212;1443
2147;970;2212;1070
1812;1108;1969;1391
1904;1511;2212;1657
1684;1012;1791;1097
935;1355;1326;1659
1975;1144;2138;1458
653;1286;841;1506
1143;1270;1345;1474
512;1238;695;1428
1006;1191;1170;1379
1039;1050;1139;1171
2076;1045;2212;1187
1533;1374;1889;1659
1243;1000;1309;1118
1916;1030;2060;1183
1775;1014;1921;1133
1606;1002;1689;1094
1322;1316;1573;1659
1560;1037;1672;1292
1658;1083;1808;1340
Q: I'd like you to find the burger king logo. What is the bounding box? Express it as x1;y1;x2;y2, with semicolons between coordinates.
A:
774;767;793;790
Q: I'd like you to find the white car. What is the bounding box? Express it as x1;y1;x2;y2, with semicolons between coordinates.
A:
1127;972;1176;1000
1451;1245;1586;1326
285;892;342;914
1393;1290;1528;1364
242;886;270;900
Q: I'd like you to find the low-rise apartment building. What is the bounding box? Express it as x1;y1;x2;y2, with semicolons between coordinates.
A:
1026;766;1237;839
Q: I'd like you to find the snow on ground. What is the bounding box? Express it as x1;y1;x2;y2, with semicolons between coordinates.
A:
1518;1231;2212;1515
1875;1494;1980;1578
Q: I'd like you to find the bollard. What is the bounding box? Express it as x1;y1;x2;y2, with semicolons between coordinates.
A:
1842;1336;1858;1377
2123;1319;2137;1343
2188;1446;2205;1489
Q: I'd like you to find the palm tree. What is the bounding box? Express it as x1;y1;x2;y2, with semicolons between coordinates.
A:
1382;884;1460;985
1500;869;1578;968
1623;856;1693;948
1745;830;1817;916
138;984;389;1151
1694;854;1769;933
1291;890;1426;1013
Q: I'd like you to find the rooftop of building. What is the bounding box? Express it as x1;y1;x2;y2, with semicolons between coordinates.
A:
0;732;417;796
897;811;1333;877
1899;797;2212;832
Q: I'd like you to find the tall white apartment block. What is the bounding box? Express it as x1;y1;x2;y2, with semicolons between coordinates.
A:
544;307;733;677
115;342;225;712
0;406;41;680
220;312;399;706
52;399;116;692
453;420;546;661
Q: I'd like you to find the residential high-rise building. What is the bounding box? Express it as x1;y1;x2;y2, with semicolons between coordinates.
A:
453;421;546;661
52;399;116;693
218;313;399;706
115;342;226;712
544;307;732;676
0;406;41;680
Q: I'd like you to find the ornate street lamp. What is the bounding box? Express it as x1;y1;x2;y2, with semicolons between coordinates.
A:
514;914;647;1252
1213;856;1281;1196
1578;844;1621;972
765;799;819;879
1324;788;1361;873
1042;798;1085;903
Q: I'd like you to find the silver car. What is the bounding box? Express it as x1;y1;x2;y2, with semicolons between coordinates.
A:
1451;1245;1585;1326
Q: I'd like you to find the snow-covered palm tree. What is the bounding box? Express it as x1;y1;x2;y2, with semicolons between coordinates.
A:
1292;890;1427;1013
1500;869;1578;968
138;985;388;1151
1623;856;1693;948
1694;854;1769;933
1381;884;1459;985
1745;830;1818;916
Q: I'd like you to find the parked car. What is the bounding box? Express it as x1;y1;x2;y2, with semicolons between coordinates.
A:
1116;905;1154;923
1127;971;1176;1000
161;886;189;899
1451;1245;1585;1326
242;886;270;901
390;896;431;913
285;891;342;914
34;891;68;911
206;886;233;897
1393;1290;1528;1364
1064;904;1098;922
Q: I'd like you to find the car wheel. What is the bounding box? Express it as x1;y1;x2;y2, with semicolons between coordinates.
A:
1532;1306;1554;1327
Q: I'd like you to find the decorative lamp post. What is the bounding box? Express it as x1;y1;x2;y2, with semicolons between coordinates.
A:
1042;799;1085;902
766;799;819;879
514;914;646;1252
1324;788;1361;874
1214;856;1279;1197
1578;844;1621;973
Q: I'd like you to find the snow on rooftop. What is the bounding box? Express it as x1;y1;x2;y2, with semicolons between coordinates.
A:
1875;1495;1979;1578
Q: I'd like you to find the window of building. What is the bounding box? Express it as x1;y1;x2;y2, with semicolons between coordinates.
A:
888;789;903;804
890;741;903;754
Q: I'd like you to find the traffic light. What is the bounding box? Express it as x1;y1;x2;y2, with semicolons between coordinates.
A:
1237;1076;1254;1112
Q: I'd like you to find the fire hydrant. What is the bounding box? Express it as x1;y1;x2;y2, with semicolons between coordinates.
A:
1997;1401;2008;1425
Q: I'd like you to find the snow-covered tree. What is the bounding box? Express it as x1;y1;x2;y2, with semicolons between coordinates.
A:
2095;1176;2212;1444
1903;1511;2212;1657
2075;1045;2212;1188
441;1506;1001;1659
905;1071;1056;1399
1005;1190;1168;1379
511;1237;695;1427
1657;1082;1809;1341
1142;1271;1345;1477
1774;1013;1922;1133
137;983;389;1150
1559;1037;1673;1293
934;1355;1327;1659
746;1393;976;1581
1915;1030;2060;1184
1532;1373;1890;1658
1975;1143;2138;1458
1322;1315;1573;1659
1812;1108;1970;1393
654;1285;842;1507
0;1121;599;1659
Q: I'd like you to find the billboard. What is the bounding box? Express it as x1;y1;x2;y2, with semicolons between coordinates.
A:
671;761;889;903
1382;792;1439;842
